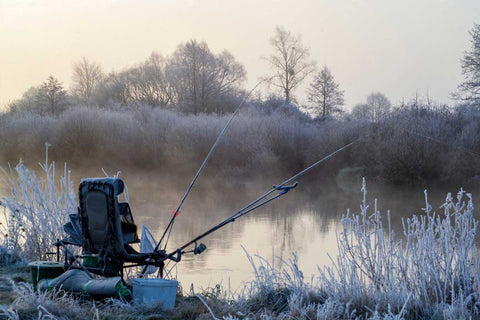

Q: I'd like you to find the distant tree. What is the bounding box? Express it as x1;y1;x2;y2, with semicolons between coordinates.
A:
167;40;246;114
36;76;69;116
94;53;175;108
125;52;176;107
351;103;372;120
7;87;40;113
350;93;391;121
367;92;391;121
71;57;103;103
306;66;344;116
454;24;480;106
266;26;316;103
95;71;131;106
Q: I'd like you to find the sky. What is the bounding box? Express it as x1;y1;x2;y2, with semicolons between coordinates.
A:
0;0;479;110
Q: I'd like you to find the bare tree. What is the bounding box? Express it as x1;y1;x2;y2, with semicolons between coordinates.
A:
351;103;372;120
127;52;176;107
307;66;344;116
454;24;480;106
94;53;176;108
167;40;246;114
366;92;391;122
71;57;103;103
266;26;316;103
36;76;69;115
214;51;247;98
94;71;131;106
350;93;391;121
7;87;40;113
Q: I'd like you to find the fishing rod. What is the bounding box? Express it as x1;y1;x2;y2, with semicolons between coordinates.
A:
153;78;271;253
156;139;358;265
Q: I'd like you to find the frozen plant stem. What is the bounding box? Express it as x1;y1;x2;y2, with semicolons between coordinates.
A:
0;143;76;261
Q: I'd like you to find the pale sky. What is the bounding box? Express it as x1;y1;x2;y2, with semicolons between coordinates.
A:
1;0;479;110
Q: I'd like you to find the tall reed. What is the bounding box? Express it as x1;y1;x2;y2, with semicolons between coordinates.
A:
0;143;76;262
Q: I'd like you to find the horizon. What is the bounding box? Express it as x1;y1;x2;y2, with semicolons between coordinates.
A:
1;0;479;110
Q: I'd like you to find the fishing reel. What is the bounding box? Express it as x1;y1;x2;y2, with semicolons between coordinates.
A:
194;242;207;255
183;242;207;255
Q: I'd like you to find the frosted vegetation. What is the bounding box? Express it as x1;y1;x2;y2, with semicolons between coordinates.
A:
1;155;480;319
1;101;480;186
0;144;76;263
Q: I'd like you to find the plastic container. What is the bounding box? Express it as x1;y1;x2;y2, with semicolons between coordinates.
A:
132;278;178;309
28;261;64;290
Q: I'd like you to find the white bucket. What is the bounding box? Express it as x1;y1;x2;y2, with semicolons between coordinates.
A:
131;278;178;309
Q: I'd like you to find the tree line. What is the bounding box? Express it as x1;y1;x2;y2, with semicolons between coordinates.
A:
6;24;480;119
9;41;247;115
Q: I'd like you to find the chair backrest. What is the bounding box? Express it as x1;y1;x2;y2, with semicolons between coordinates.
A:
78;178;125;258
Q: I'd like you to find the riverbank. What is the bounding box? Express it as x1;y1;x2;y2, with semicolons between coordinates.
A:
0;258;326;320
0;254;392;320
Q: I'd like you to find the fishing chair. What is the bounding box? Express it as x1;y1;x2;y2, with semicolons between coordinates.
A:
60;178;180;278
